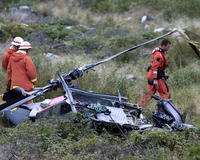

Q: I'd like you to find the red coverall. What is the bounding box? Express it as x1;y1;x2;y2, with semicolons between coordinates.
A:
2;47;17;86
137;47;170;107
7;50;37;92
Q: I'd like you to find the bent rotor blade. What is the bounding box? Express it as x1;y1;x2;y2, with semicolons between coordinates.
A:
57;70;77;113
82;29;177;72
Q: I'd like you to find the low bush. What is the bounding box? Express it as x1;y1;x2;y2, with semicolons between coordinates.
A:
186;142;200;160
0;24;33;42
108;35;140;48
30;23;82;40
73;36;104;54
1;0;49;8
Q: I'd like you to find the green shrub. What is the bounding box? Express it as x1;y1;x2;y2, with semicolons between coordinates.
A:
135;0;167;9
114;0;135;12
57;113;94;140
114;51;136;63
172;0;200;18
142;147;176;160
163;8;176;22
109;35;140;48
0;24;33;42
73;36;104;54
1;0;48;8
93;0;114;13
141;31;161;48
78;0;112;12
186;143;200;160
0;113;199;159
106;35;138;63
30;23;82;40
142;31;161;41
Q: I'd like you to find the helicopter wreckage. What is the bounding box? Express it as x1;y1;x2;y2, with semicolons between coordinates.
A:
0;29;197;133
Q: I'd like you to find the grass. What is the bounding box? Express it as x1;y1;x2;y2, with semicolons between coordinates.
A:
78;0;135;13
0;0;40;8
0;116;199;159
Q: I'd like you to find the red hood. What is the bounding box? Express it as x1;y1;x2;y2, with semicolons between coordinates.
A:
11;51;27;62
7;48;17;55
152;47;166;55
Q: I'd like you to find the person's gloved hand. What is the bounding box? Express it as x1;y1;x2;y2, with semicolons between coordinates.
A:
153;80;159;89
164;72;169;80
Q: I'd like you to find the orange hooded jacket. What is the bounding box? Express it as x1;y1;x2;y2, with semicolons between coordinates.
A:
136;47;170;107
2;47;17;84
147;47;168;81
7;50;37;91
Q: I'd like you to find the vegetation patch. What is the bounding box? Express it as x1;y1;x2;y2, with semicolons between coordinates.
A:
30;23;82;40
169;66;200;89
78;0;135;13
79;0;200;21
0;24;33;42
0;0;45;8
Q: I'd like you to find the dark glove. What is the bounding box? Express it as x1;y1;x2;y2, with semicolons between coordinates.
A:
164;73;169;80
146;65;152;72
148;80;154;85
157;69;165;79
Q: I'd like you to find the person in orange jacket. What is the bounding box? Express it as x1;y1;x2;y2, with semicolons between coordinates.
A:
7;41;37;95
136;39;172;107
2;37;24;91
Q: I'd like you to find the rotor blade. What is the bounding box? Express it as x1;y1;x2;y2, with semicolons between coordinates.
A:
83;29;177;72
56;70;77;113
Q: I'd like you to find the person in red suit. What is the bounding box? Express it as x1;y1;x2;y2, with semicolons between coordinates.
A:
137;39;172;107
